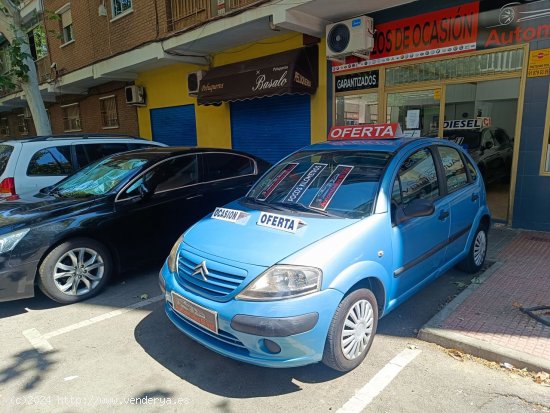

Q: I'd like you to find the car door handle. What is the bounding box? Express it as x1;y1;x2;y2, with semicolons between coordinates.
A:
471;193;479;202
439;210;449;221
186;194;203;200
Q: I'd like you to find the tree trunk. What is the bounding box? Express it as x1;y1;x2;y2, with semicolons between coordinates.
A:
1;0;52;135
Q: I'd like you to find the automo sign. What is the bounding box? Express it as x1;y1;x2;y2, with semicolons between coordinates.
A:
335;70;379;93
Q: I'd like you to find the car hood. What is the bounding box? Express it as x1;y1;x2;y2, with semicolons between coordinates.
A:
0;193;98;233
182;200;360;267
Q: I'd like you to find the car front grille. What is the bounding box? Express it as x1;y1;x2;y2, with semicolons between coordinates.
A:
176;249;248;299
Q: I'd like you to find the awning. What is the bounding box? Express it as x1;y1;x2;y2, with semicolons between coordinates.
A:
197;45;318;105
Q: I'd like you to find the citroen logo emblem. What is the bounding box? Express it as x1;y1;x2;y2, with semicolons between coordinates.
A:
192;261;209;281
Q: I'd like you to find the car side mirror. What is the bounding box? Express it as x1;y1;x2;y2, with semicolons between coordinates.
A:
404;198;435;218
138;181;154;200
484;141;494;150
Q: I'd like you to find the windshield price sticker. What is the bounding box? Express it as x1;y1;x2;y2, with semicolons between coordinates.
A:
211;208;250;225
310;165;354;211
283;163;327;204
257;163;298;201
257;212;304;233
328;123;402;140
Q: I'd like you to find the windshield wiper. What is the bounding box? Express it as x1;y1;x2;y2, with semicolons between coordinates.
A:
242;197;286;211
270;202;334;217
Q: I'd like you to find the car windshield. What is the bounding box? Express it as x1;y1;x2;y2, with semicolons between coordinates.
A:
0;144;13;175
51;155;148;198
443;130;481;149
245;150;391;219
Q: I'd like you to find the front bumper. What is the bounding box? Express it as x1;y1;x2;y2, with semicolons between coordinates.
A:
0;257;38;302
160;262;343;368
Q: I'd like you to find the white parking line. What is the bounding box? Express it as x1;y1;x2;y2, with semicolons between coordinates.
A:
22;294;164;353
337;348;422;413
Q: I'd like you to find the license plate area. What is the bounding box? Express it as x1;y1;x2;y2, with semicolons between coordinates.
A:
172;292;218;334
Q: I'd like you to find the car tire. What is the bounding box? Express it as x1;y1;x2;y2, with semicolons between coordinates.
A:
322;288;378;372
457;225;488;274
38;238;112;304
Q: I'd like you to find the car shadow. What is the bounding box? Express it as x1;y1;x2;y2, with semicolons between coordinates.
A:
134;302;344;398
0;289;62;318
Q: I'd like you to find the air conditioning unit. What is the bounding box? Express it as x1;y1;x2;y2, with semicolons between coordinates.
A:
326;16;374;60
187;70;206;96
125;85;145;105
23;107;32;118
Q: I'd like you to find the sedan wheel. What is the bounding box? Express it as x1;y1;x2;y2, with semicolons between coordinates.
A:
39;238;112;304
53;248;105;296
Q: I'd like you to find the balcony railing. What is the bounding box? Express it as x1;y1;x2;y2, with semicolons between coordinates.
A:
167;0;262;32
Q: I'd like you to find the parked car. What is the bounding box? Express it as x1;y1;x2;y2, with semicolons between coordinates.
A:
0;134;166;199
444;127;513;185
160;132;490;372
0;147;270;303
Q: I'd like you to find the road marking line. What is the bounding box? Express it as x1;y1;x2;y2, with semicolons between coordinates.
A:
22;328;54;353
22;295;164;352
337;348;421;413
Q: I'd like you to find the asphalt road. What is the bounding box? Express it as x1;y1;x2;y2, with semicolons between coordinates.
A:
0;265;548;413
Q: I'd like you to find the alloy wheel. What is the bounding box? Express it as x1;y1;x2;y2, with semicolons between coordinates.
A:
53;248;105;296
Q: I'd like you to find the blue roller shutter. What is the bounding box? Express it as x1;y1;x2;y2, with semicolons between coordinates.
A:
230;94;310;164
151;105;197;146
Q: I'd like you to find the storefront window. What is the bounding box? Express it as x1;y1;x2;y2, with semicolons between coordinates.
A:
335;93;378;126
386;90;440;137
386;49;523;87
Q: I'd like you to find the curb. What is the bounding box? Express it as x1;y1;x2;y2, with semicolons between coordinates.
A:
418;261;550;373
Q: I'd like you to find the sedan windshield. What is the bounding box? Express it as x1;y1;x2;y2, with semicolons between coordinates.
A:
51;156;148;198
245;150;391;218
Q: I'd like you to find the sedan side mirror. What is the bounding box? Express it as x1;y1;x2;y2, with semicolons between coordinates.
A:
484;141;494;150
138;181;154;200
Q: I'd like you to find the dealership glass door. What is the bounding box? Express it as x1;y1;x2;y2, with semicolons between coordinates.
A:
444;78;519;222
386;89;441;137
336;93;378;125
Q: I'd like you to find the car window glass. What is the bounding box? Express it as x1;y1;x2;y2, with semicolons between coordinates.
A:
465;157;478;182
203;153;254;181
124;155;199;198
84;143;130;163
74;145;88;169
481;129;494;148
437;146;468;192
128;143;158;150
396;148;439;207
493;129;509;146
27;146;73;176
0;145;14;175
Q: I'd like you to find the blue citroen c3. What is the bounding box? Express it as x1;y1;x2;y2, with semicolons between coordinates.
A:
159;124;490;372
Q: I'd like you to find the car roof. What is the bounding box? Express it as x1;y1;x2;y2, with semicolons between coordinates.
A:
0;134;153;144
303;137;441;153
112;146;264;162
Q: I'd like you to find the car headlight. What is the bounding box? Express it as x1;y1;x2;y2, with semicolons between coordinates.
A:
167;235;183;273
0;229;30;254
237;265;322;301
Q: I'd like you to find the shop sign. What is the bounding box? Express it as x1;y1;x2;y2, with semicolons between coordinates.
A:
332;0;550;73
443;117;490;129
328;123;402;140
527;48;550;78
335;70;379;92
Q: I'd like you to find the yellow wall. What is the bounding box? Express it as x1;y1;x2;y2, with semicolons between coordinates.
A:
136;33;327;147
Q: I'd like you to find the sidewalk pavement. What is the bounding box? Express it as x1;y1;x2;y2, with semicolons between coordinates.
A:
419;226;550;373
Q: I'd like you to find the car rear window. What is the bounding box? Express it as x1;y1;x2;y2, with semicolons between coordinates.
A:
27;146;73;176
0;144;13;175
